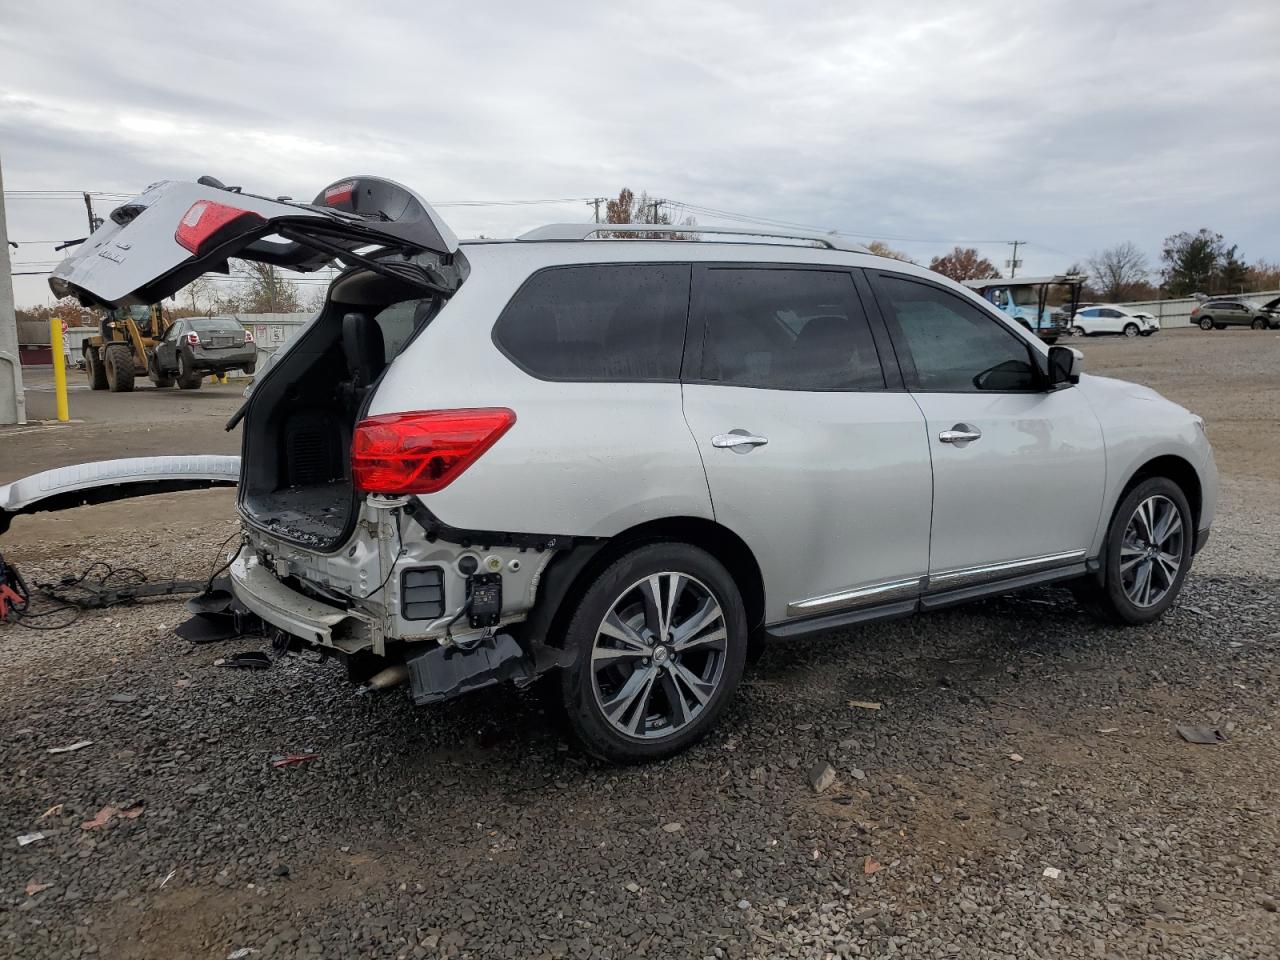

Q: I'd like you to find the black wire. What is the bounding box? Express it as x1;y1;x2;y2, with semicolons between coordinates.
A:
362;511;404;599
205;530;245;590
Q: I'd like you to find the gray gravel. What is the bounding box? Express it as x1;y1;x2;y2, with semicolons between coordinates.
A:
3;333;1279;959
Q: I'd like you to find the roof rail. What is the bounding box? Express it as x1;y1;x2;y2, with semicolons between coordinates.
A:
517;222;870;253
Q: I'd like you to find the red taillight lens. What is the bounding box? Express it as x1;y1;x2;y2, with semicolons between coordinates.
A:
175;200;266;256
185;332;200;346
351;408;516;495
324;180;356;207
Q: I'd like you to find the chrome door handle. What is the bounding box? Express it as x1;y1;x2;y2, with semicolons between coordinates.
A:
712;433;769;449
938;425;982;444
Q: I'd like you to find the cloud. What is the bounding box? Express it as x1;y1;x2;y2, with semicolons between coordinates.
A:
3;0;1277;305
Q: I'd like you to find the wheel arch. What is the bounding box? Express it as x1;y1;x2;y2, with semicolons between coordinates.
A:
1118;454;1203;532
522;516;766;656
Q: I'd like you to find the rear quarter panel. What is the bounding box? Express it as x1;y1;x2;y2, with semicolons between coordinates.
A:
367;248;713;537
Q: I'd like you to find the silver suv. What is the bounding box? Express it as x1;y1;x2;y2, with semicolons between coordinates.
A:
51;177;1218;762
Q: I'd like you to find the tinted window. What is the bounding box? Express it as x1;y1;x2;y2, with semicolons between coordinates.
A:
698;268;884;390
875;275;1038;392
1079;308;1099;317
1099;308;1122;318
373;298;436;358
494;264;689;381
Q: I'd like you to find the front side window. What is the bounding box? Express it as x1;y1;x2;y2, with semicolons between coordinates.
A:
493;264;689;381
875;275;1039;392
698;268;884;390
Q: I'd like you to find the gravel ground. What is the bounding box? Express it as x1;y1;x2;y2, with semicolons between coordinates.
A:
2;329;1278;959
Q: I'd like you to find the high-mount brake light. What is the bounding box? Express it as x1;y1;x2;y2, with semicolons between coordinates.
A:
324;181;356;207
351;409;516;495
175;200;266;256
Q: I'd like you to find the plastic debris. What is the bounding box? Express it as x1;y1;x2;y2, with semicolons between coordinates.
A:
17;832;46;847
271;752;320;768
47;740;93;754
1043;866;1062;880
848;699;882;711
1177;724;1225;745
215;651;272;670
82;802;144;830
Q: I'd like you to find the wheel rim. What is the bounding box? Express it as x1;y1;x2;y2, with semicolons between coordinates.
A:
1120;495;1184;608
590;571;728;740
1200;319;1211;330
1124;324;1138;337
1072;326;1085;337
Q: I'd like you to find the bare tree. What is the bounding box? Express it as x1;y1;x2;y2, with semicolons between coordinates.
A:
865;240;915;263
233;260;303;314
1086;242;1150;301
928;247;1000;282
181;276;215;315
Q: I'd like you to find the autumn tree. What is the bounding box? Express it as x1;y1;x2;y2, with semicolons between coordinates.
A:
602;187;696;239
1247;259;1280;291
928;247;1000;282
865;240;915;263
1086;242;1150;301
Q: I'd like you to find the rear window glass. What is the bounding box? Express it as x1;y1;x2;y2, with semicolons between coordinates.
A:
698;268;884;391
190;318;243;332
373;298;436;357
493;264;690;381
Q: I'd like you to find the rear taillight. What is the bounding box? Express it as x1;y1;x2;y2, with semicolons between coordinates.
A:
351;408;516;495
323;180;356;207
185;332;200;346
243;329;254;343
175;200;266;256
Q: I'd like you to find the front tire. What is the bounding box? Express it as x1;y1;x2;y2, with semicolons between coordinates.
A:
103;343;135;392
559;543;748;763
1071;325;1087;337
1074;477;1193;625
85;347;108;390
1123;322;1139;338
1251;318;1266;330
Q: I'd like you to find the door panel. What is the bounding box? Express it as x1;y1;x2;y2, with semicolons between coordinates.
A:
911;389;1105;577
867;270;1106;584
682;265;932;624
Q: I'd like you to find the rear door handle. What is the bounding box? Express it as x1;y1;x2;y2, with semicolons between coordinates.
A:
712;432;769;449
938;424;982;444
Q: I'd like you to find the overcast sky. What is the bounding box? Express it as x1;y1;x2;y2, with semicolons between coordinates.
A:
3;0;1277;305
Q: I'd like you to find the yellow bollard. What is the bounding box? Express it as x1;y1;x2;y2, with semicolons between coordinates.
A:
50;317;70;422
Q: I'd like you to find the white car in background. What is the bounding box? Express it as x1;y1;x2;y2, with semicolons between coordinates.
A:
1072;305;1160;338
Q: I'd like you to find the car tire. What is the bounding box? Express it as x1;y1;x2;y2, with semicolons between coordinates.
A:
1198;317;1213;331
177;353;203;390
103;343;135;392
1073;476;1194;626
1071;326;1087;337
1122;322;1139;338
146;352;175;388
85;347;108;390
1251;318;1266;330
243;362;256;376
558;542;748;763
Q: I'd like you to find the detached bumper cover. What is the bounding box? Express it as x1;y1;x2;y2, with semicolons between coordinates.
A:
0;455;239;535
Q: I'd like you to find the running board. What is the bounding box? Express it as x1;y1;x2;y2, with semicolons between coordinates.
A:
765;562;1089;641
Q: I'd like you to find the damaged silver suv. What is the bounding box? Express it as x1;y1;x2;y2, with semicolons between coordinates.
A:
51;176;1217;762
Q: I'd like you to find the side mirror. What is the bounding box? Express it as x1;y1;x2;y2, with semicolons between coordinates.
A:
1047;345;1083;387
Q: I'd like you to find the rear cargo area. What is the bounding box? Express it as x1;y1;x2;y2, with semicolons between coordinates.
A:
238;273;448;551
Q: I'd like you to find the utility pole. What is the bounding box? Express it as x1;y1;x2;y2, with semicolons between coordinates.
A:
650;199;663;223
0;155;28;424
590;198;602;223
1006;240;1025;279
82;192;103;233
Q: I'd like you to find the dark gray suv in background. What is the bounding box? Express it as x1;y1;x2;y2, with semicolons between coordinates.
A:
1191;298;1280;331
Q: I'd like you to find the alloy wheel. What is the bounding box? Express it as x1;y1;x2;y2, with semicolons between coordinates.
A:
1120;494;1184;608
590;572;728;740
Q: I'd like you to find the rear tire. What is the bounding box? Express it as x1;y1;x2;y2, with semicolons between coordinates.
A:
1073;477;1193;626
85;347;108;390
1122;322;1139;338
243;362;256;376
103;344;135;392
1198;317;1213;331
177;353;203;390
147;352;175;388
558;542;748;763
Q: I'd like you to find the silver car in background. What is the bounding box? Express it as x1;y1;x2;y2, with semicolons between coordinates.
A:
50;176;1218;762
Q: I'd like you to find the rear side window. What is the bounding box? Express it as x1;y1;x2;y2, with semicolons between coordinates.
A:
697;268;884;391
874;274;1038;392
493;264;690;381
